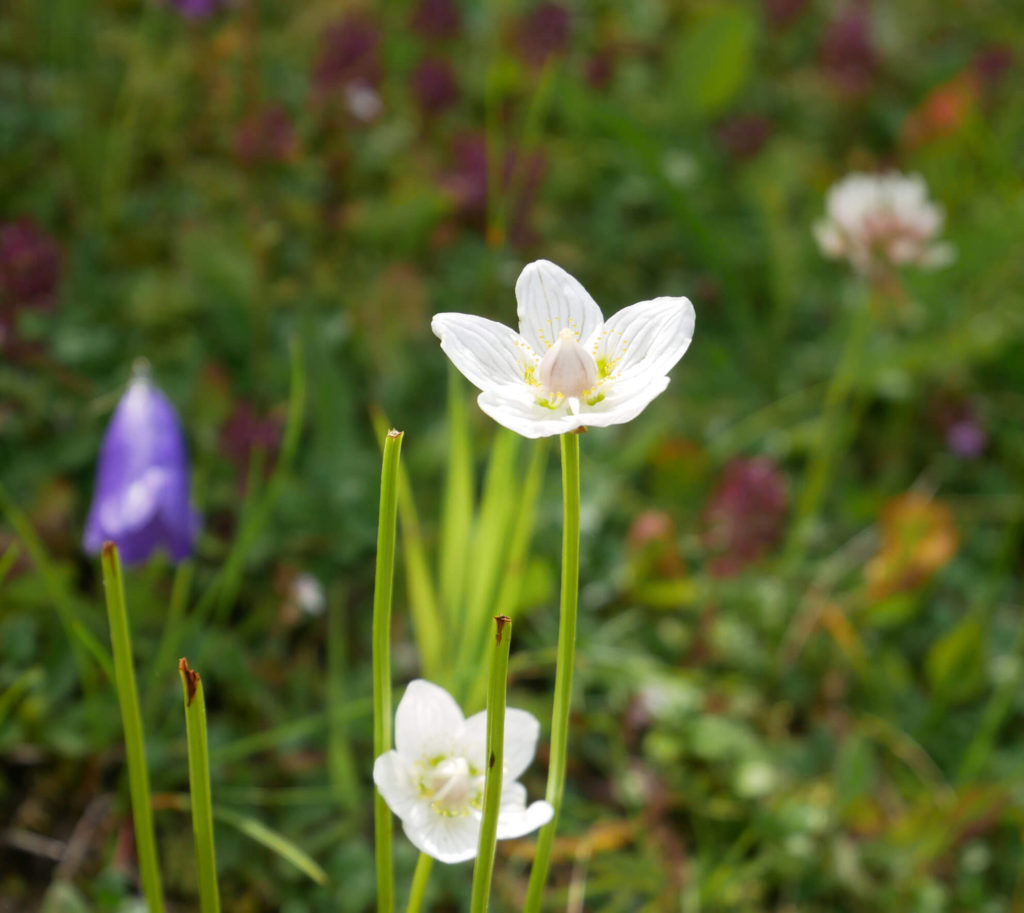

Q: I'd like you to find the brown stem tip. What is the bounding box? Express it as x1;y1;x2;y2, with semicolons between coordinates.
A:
387;428;404;439
494;615;511;642
179;657;200;706
101;541;117;559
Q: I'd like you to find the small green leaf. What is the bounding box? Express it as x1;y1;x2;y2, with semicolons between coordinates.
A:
212;806;329;886
926;616;986;705
671;5;757;118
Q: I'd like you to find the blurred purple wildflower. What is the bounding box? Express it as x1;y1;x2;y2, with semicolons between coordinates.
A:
411;0;461;40
234;104;296;166
410;59;459;118
84;369;199;565
716;114;773;160
313;13;382;120
973;44;1014;90
761;0;808;28
0;218;61;350
937;399;986;459
219;402;283;481
585;49;615;90
819;4;876;95
443;132;547;246
166;0;224;20
517;2;571;68
701;457;788;577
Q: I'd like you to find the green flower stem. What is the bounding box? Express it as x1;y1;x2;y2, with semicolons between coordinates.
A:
405;853;434;913
178;658;220;913
373;429;404;913
524;431;581;913
470;615;513;913
100;543;165;913
784;290;874;566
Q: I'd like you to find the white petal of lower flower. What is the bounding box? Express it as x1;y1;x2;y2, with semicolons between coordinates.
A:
461;708;541;781
592;297;695;384
372;751;419;820
515;260;604;355
395;680;466;759
496;798;555;840
403;802;482;864
432;313;538;393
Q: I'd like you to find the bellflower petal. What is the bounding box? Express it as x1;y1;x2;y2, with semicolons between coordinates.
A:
375;679;549;864
84;374;198;565
515;259;604;353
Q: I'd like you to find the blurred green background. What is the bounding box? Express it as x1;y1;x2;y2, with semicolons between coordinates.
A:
2;0;1024;910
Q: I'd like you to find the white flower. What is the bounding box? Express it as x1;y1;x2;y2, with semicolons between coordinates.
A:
373;680;553;864
431;260;695;439
290;572;325;617
814;171;954;275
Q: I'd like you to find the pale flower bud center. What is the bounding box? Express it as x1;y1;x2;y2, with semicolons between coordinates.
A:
538;328;598;398
424;756;482;814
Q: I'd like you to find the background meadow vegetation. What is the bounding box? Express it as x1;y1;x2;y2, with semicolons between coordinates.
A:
2;0;1024;910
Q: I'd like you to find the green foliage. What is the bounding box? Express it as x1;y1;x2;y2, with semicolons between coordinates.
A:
2;0;1024;910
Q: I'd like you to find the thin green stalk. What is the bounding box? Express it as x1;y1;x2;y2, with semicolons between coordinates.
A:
178;658;220;913
466;439;548;711
524;432;581;913
406;853;434;913
783;290;873;566
373;429;404;913
327;586;358;810
440;367;473;626
100;543;165;913
146;559;194;713
470;615;513;913
1;482;111;686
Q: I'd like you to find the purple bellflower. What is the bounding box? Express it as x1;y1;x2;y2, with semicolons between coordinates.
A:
84;366;199;565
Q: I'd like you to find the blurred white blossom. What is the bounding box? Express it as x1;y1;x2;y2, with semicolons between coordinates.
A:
290;572;326;617
814;172;953;275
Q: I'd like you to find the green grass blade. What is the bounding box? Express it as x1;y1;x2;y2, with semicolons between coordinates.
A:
371;411;443;680
179;658;220;913
373;429;404;913
440;367;474;623
100;543;165;913
211;806;328;887
469;616;512;913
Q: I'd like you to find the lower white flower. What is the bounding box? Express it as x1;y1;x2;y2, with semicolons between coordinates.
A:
432;259;695;438
373;680;554;864
814;171;954;274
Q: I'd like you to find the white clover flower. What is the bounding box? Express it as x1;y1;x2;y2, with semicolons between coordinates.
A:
813;171;954;275
373;680;553;864
431;260;695;438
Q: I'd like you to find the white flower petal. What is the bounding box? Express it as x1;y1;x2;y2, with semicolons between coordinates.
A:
583;374;671;429
496;792;555;841
403;803;481;864
373;751;419;820
515;260;604;354
461;708;541;781
477;388;586;439
432;313;538;393
395;680;466;760
593;297;695;384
